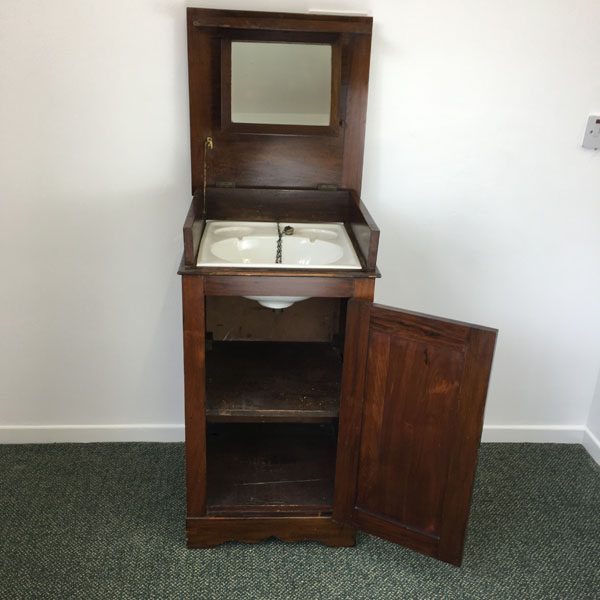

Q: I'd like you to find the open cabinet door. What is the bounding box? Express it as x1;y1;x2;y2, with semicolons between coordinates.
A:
334;301;497;565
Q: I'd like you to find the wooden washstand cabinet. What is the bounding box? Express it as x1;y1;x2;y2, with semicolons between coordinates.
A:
180;8;497;566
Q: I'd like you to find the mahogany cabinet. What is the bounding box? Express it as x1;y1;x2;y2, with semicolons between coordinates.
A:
179;8;497;566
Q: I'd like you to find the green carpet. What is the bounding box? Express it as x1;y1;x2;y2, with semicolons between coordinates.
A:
0;443;598;599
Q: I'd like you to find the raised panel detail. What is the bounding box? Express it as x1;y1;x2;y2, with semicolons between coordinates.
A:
355;329;465;538
335;301;497;565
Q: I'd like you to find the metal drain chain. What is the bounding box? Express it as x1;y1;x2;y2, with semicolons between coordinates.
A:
275;223;294;264
276;222;283;264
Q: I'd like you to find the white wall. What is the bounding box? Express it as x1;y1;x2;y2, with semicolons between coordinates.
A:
1;0;599;447
584;371;600;462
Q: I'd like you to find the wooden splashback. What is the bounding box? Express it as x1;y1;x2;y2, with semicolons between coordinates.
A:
187;8;373;194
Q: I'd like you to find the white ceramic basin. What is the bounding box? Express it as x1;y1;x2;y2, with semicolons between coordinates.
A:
197;221;361;269
197;220;361;308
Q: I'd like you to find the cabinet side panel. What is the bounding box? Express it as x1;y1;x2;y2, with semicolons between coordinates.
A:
341;33;372;194
333;299;372;523
182;276;207;516
187;17;213;193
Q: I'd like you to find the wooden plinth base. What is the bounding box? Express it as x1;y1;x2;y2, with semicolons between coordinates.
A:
186;516;356;548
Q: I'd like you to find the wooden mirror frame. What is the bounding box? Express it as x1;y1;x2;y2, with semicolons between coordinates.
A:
220;33;342;136
187;8;373;192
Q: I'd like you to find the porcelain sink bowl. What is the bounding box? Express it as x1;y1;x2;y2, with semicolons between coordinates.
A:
197;220;361;308
197;221;361;269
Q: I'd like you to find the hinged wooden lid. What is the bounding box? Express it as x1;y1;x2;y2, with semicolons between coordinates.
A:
187;8;373;194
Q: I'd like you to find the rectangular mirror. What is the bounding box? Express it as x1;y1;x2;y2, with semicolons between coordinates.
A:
221;39;340;134
231;42;332;126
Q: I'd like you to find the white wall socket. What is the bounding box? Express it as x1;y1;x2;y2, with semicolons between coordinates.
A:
582;115;600;150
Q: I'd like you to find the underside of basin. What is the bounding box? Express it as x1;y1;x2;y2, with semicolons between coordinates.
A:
243;296;309;309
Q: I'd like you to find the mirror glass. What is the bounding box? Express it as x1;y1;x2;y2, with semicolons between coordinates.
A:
231;42;332;126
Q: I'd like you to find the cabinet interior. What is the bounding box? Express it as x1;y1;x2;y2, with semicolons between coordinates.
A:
206;423;337;516
205;296;348;515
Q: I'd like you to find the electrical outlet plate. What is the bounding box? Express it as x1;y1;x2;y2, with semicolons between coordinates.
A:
582;115;600;150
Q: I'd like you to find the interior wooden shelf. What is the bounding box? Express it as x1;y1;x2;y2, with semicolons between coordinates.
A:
206;423;337;516
205;342;342;423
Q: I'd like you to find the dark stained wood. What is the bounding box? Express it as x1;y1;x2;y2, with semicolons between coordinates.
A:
341;33;372;192
219;29;341;44
220;89;342;138
353;327;465;538
206;297;342;343
219;38;232;132
336;302;497;565
182;200;196;265
436;327;498;564
206;423;337;513
205;187;351;222
343;222;367;269
330;41;342;130
208;136;344;190
182;199;205;266
189;7;373;35
180;261;380;279
333;299;373;523
206;342;341;423
203;275;356;297
189;26;345;190
187;13;213;195
187;516;356;548
351;509;438;556
353;278;376;299
182;275;207;517
187;9;373;194
348;190;380;270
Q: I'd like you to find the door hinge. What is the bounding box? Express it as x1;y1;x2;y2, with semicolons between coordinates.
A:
215;181;236;188
317;183;339;191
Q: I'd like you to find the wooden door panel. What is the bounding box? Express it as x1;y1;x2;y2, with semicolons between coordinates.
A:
355;330;465;537
334;302;497;565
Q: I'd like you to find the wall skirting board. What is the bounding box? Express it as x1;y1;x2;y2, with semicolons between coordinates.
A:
1;424;599;464
481;425;586;444
0;425;185;444
582;428;600;465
